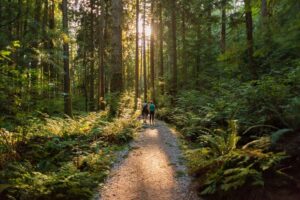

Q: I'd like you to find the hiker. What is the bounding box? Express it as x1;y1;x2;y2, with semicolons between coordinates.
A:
149;101;155;125
142;101;149;123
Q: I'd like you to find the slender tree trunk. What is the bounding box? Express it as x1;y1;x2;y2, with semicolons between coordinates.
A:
221;0;226;53
244;0;256;78
207;2;212;45
196;24;201;87
140;38;143;93
98;3;105;110
7;0;13;40
260;0;271;48
170;0;177;96
135;0;140;108
150;0;155;102
142;0;147;101
43;0;49;97
97;2;105;111
104;0;109;95
181;7;187;84
261;0;268;18
29;0;42;102
62;0;72;117
84;51;88;112
89;0;95;111
111;0;123;92
83;15;88;112
49;0;56;97
159;2;164;94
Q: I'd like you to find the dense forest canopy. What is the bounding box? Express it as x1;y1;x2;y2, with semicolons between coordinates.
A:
0;0;300;199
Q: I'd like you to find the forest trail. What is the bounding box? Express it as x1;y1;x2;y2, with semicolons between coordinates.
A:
98;121;199;200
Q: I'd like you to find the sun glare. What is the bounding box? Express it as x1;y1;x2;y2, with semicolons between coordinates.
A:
138;18;152;38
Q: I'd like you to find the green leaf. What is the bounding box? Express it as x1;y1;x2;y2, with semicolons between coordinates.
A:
0;50;11;56
12;41;21;48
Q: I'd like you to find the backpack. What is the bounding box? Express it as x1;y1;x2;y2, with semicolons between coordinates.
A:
149;104;155;112
142;103;148;111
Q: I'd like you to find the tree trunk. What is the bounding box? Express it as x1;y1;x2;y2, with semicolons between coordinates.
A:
30;0;42;101
49;0;56;98
181;7;187;85
89;0;95;111
83;15;88;112
111;0;123;92
159;2;164;94
135;0;140;108
244;0;256;78
62;0;72;117
97;1;105;111
142;0;147;101
221;0;226;53
261;0;268;18
150;0;155;102
170;0;177;96
42;0;50;97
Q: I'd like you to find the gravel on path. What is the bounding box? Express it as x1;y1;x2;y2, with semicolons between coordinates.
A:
98;121;199;200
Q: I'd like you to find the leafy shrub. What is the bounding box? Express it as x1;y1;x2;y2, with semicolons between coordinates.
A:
185;121;287;197
0;107;141;199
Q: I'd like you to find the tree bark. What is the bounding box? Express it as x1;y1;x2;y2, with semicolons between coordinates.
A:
244;0;256;78
181;6;187;84
159;2;164;94
261;0;268;18
89;0;95;111
97;1;105;111
150;0;155;102
135;0;140;108
221;0;226;53
142;0;147;101
111;0;123;92
62;0;72;117
49;0;56;97
170;0;177;96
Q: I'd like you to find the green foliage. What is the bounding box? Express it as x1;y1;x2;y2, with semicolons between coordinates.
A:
0;109;141;199
157;88;294;198
185;121;287;196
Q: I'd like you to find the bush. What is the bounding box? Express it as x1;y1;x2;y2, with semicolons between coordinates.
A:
0;107;141;199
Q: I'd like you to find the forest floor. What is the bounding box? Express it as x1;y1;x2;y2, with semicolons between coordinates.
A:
98;120;199;200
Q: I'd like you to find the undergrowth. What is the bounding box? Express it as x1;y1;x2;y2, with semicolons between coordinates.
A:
157;86;300;200
0;93;141;200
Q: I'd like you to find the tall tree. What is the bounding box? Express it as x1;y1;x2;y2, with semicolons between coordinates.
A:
62;0;72;117
150;0;155;102
89;0;95;111
158;1;164;94
135;0;140;108
261;0;268;19
111;0;123;92
181;4;187;84
244;0;256;78
142;0;147;101
221;0;227;53
170;0;177;96
97;1;105;111
49;0;56;97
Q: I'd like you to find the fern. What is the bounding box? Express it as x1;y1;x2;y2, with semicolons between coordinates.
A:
185;121;287;196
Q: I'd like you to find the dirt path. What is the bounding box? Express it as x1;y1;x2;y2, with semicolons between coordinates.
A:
98;121;199;200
